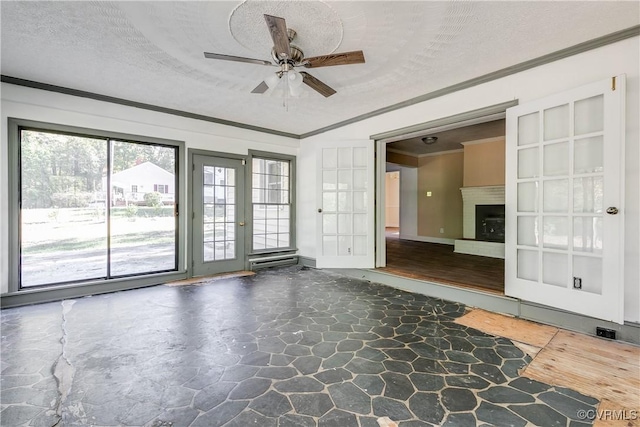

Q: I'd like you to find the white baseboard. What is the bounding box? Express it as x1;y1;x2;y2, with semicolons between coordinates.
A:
398;234;456;245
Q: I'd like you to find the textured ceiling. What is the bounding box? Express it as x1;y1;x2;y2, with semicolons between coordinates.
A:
1;1;638;136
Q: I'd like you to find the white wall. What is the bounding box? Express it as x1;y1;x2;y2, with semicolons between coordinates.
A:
297;37;640;322
0;84;299;295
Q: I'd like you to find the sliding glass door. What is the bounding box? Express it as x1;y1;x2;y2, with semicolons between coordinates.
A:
19;129;178;288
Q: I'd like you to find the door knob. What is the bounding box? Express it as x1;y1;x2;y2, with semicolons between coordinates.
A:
318;208;322;213
606;207;619;215
239;222;245;226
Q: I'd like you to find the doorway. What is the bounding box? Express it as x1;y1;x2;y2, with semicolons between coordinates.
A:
375;110;510;294
191;154;246;276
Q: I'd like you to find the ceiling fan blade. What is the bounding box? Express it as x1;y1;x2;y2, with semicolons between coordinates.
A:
204;52;273;66
304;50;365;68
264;14;291;60
251;81;270;94
300;72;336;97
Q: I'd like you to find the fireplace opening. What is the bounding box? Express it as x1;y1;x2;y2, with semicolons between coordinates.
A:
476;204;505;243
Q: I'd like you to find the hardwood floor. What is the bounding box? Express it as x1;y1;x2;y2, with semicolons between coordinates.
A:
380;232;505;294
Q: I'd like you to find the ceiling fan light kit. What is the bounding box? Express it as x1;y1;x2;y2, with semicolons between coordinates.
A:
204;13;365;103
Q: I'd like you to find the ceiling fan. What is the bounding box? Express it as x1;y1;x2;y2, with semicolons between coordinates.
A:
204;14;365;98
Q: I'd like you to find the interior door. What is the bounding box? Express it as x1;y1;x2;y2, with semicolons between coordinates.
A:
192;155;245;276
505;75;625;324
316;140;375;269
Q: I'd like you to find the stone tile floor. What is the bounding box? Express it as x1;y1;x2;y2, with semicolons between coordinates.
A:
1;266;599;426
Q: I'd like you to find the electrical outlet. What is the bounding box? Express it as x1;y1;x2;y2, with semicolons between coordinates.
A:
439;228;444;234
596;327;616;340
573;277;582;289
426;191;432;197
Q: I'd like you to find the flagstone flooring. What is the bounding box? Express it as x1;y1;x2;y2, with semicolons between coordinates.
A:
1;266;603;426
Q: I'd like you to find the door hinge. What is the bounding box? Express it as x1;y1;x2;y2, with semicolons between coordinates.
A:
192;163;195;171
192;212;195;220
175;204;179;217
191;260;194;268
612;76;616;91
242;159;246;166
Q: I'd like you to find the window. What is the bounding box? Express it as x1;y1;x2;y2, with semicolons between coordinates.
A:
11;120;182;289
154;184;168;194
251;155;294;251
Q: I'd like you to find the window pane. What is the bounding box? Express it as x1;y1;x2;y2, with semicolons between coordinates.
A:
110;140;177;276
251;157;292;251
20;130;108;286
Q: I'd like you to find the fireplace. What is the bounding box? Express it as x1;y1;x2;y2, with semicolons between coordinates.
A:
454;186;505;259
475;205;505;243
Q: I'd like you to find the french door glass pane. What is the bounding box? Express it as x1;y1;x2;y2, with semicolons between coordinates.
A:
573;177;604;213
543;179;569;213
543;104;570;140
518;112;539;146
573;217;603;254
517;216;538;246
574;136;604;173
20;130;108;287
110;140;177;276
518;147;539;179
543;216;569;250
203;166;235;261
543;142;569;176
573;256;602;294
517;182;538;212
517;250;538;281
543;252;568;287
574;95;604;135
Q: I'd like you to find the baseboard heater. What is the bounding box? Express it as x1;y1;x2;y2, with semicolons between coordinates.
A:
249;253;299;270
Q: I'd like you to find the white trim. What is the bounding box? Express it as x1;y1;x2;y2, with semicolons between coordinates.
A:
376;140;388;267
460;136;505;146
398;234;455;245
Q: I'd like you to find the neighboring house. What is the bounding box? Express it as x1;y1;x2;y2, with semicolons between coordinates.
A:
102;162;175;205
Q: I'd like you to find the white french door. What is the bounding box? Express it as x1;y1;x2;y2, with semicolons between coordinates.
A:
316;140;375;269
505;75;625;324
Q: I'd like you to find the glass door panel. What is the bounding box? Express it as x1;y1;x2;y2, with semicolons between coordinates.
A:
19;130;108;287
109;140;177;276
192;155;245;276
18;130;179;288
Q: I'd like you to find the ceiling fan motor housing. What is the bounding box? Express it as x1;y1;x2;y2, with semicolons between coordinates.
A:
271;28;304;64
